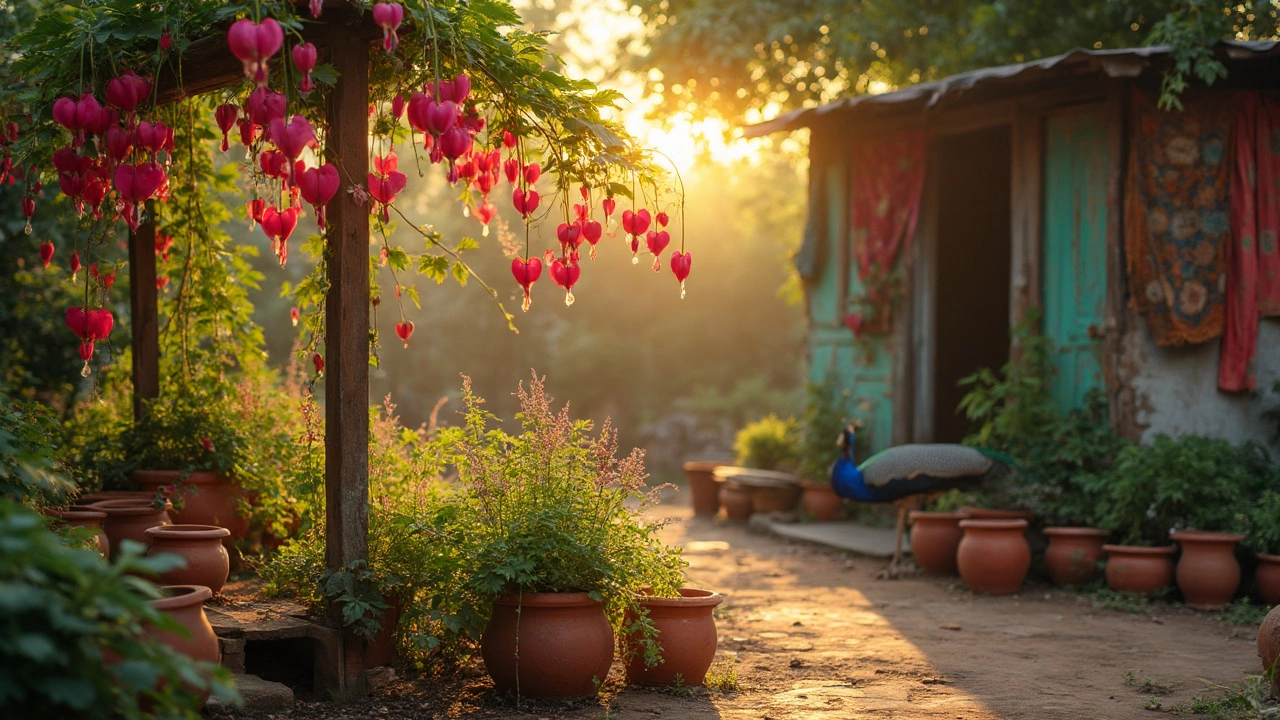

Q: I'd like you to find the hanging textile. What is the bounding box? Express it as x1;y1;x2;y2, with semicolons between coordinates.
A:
1220;93;1280;392
847;129;929;336
1125;89;1233;346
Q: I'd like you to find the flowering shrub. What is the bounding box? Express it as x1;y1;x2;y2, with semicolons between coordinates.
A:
734;414;801;471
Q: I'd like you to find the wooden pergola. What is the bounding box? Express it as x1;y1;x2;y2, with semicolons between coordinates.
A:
139;5;380;697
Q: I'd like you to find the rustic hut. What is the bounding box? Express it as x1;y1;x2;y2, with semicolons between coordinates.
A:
748;41;1280;454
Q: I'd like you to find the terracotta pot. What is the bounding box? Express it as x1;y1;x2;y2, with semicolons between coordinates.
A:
147;585;220;708
1259;605;1280;697
1043;527;1109;588
95;499;171;558
749;484;799;514
366;595;402;668
145;524;232;594
133;470;249;540
958;506;1034;522
480;592;614;699
800;482;843;522
1256;553;1280;606
1103;544;1175;596
909;512;966;576
719;482;753;521
683;461;725;517
956;519;1030;595
47;508;110;558
624;588;723;686
1171;530;1244;610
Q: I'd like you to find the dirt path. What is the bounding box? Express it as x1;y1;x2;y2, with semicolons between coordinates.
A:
263;506;1263;719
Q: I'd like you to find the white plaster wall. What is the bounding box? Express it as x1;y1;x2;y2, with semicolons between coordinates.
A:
1124;318;1280;455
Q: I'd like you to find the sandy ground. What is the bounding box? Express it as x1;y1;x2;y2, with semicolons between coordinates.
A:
258;505;1265;719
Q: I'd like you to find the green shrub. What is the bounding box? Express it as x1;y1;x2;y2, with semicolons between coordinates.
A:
1246;490;1280;555
733;414;800;471
0;391;77;509
0;498;237;718
795;377;852;483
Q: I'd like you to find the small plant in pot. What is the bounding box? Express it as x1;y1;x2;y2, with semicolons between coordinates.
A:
440;374;687;699
1040;471;1110;588
794;378;852;522
1245;490;1280;606
730;415;802;515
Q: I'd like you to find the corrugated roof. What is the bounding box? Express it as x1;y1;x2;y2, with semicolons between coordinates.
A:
744;40;1280;137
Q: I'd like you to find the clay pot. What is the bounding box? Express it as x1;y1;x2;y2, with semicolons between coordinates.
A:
95;499;171;557
1259;605;1280;697
147;585;220;707
683;461;726;517
624;588;723;686
1103;544;1175;596
909;512;966;575
47;508;110;558
366;595;402;668
480;592;614;699
1255;553;1280;606
133;470;248;540
959;506;1034;522
1043;527;1109;588
800;481;843;522
956;519;1030;595
145;524;232;594
719;482;753;521
1171;530;1244;610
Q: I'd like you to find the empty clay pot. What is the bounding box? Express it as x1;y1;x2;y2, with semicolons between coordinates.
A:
1256;553;1280;606
145;524;232;594
95;499;171;557
624;588;723;687
800;482;843;522
133;470;249;540
1171;530;1244;610
1260;605;1280;697
683;461;726;517
956;519;1030;595
147;585;220;708
719;482;753;521
909;512;966;576
480;592;614;699
1103;544;1175;596
47;508;110;558
1043;527;1109;587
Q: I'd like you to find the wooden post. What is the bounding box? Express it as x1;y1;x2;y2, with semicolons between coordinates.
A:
128;217;160;421
321;10;371;700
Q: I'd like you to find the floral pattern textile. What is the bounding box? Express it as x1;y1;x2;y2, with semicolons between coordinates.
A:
1125;89;1233;346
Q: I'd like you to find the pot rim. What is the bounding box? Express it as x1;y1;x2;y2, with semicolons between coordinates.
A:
1044;526;1109;538
958;518;1028;530
1258;552;1280;563
92;498;171;515
909;511;966;522
132;469;222;486
1169;530;1246;544
47;508;108;521
146;524;232;540
712;466;799;487
683;460;729;472
1102;544;1176;555
638;587;724;608
958;506;1033;520
492;591;604;608
150;584;213;611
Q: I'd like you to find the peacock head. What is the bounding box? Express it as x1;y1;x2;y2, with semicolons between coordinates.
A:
837;421;860;462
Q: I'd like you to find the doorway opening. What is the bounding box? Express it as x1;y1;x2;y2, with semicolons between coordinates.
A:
930;125;1012;443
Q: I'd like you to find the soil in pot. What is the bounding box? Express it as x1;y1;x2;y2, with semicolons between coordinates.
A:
909;512;966;576
1043;527;1109;588
683;461;726;517
1256;553;1280;606
46;508;110;558
95;499;171;557
719;482;753;522
480;592;614;699
1260;605;1280;697
1103;544;1175;596
624;588;723;686
145;524;232;594
956;519;1030;595
133;470;249;541
800;482;843;522
1171;530;1244;611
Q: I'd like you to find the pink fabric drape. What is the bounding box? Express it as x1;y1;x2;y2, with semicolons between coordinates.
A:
850;130;930;282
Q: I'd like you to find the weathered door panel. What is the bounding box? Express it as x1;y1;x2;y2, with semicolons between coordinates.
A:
1042;111;1109;411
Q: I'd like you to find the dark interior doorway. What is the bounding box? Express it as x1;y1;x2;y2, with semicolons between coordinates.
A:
931;125;1012;443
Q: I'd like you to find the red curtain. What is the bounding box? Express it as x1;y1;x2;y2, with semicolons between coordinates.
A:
1221;93;1280;392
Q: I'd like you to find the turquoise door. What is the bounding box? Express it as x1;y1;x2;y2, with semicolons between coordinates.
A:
1042;111;1108;411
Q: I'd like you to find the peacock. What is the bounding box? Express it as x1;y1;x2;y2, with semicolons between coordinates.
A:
830;424;1017;574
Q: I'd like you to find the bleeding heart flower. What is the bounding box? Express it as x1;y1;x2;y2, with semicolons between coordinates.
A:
246;198;267;228
602;197;616;217
476;200;497;228
215;104;238;151
391;94;406;121
258;149;289;179
670;250;692;297
373;153;399;177
227;18;284;86
394;320;414;348
512;188;540;217
372;3;404;52
290;306;300;326
550;255;581;306
523;162;541;185
22;196;35;221
105;71;149;112
52;97;79;131
656;210;669;227
293;43;318;95
155;233;174;261
105;127;133;161
114;162;165;230
504;158;520;184
632;208;652;236
646;230;671;270
39;241;54;269
296;162;340;227
268;115;316;161
582;220;603;258
310;0;323;18
511;256;542;312
201;437;215;453
261;205;300;266
237;118;259;147
556;222;582;252
160;28;172;51
65;306;114;340
247;87;286;127
503;129;517;149
367;170;407;205
134;120;169;158
69;251;81;279
424;99;457;135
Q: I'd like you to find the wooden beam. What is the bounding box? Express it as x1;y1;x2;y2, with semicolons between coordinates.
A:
321;9;372;700
128;217;160;421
